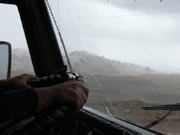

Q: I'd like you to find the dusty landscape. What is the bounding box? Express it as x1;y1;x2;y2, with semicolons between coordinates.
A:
84;74;180;135
12;49;180;134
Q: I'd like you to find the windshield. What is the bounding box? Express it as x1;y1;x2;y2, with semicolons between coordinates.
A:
47;0;180;134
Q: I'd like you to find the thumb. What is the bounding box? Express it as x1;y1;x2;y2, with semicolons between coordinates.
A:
22;83;32;88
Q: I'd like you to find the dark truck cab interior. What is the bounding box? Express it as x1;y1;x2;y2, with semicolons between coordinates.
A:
0;0;163;134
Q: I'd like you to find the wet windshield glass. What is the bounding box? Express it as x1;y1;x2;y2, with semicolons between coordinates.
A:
47;0;180;134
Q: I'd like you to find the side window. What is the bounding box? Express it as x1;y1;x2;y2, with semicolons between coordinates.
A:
0;4;34;77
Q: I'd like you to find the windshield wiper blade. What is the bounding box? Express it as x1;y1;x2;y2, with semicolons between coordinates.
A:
144;110;172;129
142;103;180;129
143;103;180;111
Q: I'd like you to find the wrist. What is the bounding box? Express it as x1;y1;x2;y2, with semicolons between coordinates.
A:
35;87;55;112
0;79;11;91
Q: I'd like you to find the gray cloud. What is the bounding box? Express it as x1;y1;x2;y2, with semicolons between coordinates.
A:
54;0;180;73
0;4;28;49
101;0;180;14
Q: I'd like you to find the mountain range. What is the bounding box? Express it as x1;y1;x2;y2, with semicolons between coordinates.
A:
11;48;34;76
11;49;155;76
67;51;155;76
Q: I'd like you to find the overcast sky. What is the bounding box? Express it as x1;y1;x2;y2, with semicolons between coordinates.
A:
0;4;27;49
50;0;180;73
1;0;180;73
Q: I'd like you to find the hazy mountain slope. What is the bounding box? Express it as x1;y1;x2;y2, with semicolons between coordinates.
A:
11;49;34;76
12;49;155;76
68;51;154;76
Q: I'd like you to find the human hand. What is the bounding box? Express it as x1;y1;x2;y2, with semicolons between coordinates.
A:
7;74;38;90
52;80;89;110
36;80;89;112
